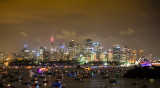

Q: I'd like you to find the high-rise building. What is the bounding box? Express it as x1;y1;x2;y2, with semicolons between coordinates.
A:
93;42;103;61
21;45;30;53
30;50;36;60
43;50;50;61
86;39;92;47
121;46;128;64
131;50;137;64
100;51;108;62
39;46;46;55
113;45;121;62
38;46;46;61
73;44;82;54
0;52;6;61
85;39;93;54
67;40;75;53
127;48;132;64
59;42;66;55
137;50;144;60
108;49;113;62
93;43;101;52
69;40;75;48
21;45;30;59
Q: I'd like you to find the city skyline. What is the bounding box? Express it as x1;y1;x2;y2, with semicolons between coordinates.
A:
0;0;160;58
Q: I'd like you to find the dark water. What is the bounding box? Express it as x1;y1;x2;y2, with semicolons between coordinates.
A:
1;66;160;88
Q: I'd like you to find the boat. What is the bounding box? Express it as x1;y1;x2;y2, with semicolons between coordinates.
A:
109;79;117;83
102;74;110;79
0;82;5;87
43;80;48;83
43;78;48;83
52;83;61;86
23;81;31;85
32;83;41;87
132;82;138;85
80;78;83;82
76;65;82;69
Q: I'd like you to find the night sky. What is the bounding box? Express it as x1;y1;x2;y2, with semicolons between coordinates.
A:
0;0;160;58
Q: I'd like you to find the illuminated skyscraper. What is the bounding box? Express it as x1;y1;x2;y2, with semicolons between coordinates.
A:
59;42;66;60
0;52;6;61
113;45;121;62
21;44;30;53
93;43;103;53
67;40;75;53
108;49;113;61
39;46;45;55
85;39;93;53
93;42;103;61
137;50;144;60
121;46;128;64
131;50;137;64
37;46;46;61
127;48;132;64
69;40;74;48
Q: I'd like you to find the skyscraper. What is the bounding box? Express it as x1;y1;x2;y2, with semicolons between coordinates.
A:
108;49;113;62
121;46;128;64
137;50;144;60
131;50;137;64
85;39;93;53
67;40;75;53
93;42;103;61
113;45;121;62
69;40;75;48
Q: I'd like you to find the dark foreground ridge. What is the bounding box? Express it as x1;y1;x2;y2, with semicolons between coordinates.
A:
124;66;160;78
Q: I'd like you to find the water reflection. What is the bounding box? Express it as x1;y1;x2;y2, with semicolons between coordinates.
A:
150;79;154;83
0;66;160;88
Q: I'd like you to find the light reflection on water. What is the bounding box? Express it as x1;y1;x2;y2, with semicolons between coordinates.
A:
0;67;160;88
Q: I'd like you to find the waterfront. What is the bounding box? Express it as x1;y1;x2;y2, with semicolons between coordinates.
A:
1;66;160;88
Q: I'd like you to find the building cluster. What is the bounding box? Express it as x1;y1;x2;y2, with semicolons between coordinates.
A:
0;37;155;65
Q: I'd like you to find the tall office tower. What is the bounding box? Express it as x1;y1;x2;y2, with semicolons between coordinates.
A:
38;46;46;61
93;42;103;61
93;43;100;52
59;42;65;54
59;42;66;60
127;48;132;64
137;50;144;60
43;50;50;61
121;46;128;64
0;52;6;61
73;44;82;54
21;45;30;59
101;51;108;62
108;49;113;62
131;50;137;64
50;36;54;54
67;40;75;53
113;45;121;62
39;46;46;55
85;39;93;53
21;44;30;53
69;40;75;48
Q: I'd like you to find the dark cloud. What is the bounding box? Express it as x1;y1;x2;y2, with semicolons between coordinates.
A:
120;28;135;35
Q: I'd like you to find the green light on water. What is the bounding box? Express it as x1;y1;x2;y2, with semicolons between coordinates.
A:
150;79;154;83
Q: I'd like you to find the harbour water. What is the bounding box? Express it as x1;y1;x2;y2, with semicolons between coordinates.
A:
1;66;160;88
